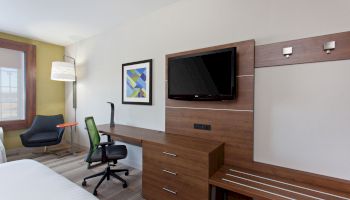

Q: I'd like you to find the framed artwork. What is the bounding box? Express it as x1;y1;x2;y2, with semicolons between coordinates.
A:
122;59;152;105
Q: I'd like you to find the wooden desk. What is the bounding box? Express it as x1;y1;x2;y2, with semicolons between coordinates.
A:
97;124;224;153
97;124;224;200
97;124;164;146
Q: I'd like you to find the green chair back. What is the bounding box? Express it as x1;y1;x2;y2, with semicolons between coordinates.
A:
85;117;100;161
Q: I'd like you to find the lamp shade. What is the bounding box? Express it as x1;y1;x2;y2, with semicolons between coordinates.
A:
51;61;75;81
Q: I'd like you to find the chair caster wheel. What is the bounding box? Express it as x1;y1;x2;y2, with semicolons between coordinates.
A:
82;181;87;186
123;183;128;188
125;171;129;176
93;190;97;196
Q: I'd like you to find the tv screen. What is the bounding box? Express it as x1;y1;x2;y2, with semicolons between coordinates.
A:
168;47;236;100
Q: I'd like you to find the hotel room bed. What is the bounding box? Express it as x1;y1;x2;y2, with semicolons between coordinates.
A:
0;127;6;163
0;159;98;200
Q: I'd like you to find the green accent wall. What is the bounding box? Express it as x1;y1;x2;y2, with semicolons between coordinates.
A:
0;32;65;149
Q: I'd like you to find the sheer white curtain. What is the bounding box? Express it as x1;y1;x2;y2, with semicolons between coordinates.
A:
0;48;25;121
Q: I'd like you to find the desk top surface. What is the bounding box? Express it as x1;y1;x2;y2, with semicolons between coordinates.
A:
97;124;223;153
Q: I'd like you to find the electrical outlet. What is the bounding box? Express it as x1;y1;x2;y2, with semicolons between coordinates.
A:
193;123;211;131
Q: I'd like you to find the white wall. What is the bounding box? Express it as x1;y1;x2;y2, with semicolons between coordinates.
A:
65;0;350;177
255;61;350;180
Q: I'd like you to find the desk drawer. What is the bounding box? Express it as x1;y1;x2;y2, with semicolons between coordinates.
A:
142;170;208;200
143;141;208;178
143;160;209;194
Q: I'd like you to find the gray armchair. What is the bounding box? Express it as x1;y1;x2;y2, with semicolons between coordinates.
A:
20;115;65;148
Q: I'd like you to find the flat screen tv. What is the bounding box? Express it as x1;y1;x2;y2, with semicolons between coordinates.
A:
168;47;236;101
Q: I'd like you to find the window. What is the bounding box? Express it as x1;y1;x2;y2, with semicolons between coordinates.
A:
0;38;36;131
0;48;25;121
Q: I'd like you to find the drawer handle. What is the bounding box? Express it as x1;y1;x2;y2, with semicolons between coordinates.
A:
162;151;177;157
162;169;177;176
162;187;177;195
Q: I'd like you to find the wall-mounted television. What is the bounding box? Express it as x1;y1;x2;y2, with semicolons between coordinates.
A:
168;47;236;101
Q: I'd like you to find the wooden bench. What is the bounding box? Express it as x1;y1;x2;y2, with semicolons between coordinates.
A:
210;165;350;200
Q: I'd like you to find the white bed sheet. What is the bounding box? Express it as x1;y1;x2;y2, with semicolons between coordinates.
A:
0;127;6;163
0;159;98;200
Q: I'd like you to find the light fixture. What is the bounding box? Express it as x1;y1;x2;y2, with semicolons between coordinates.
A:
51;61;76;81
51;55;77;118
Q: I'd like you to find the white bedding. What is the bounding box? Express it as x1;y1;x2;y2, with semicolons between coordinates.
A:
0;159;98;200
0;127;6;163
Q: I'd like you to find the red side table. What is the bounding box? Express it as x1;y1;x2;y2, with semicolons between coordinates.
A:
57;122;78;154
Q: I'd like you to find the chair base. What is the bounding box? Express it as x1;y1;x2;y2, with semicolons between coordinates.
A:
87;162;105;169
31;146;61;156
82;164;129;196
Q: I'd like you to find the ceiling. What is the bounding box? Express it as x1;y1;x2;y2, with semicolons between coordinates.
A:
0;0;178;46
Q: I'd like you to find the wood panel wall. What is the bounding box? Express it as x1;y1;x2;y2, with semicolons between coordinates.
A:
165;40;255;167
256;31;350;68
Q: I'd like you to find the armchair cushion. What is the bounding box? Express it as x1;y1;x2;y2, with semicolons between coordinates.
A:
27;132;59;143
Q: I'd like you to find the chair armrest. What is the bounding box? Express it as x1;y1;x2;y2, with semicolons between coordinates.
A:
99;141;114;147
102;133;113;142
99;141;114;162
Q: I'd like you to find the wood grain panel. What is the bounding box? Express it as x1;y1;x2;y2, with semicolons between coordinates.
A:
255;31;350;68
165;40;255;169
166;76;254;111
166;108;253;165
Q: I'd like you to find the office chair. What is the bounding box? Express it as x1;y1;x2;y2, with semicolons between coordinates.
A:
82;116;129;196
20;115;65;152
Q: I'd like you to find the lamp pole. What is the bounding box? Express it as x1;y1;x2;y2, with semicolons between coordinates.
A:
64;55;77;154
64;55;77;121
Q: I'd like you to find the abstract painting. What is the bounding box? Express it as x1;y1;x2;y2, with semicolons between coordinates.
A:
122;59;152;105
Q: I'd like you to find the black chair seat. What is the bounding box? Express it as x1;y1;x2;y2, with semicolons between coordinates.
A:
27;132;59;143
90;145;127;162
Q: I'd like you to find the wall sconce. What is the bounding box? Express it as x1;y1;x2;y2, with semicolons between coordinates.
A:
324;41;335;54
283;47;293;58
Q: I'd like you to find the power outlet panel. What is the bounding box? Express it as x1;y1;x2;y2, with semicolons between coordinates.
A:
193;123;211;131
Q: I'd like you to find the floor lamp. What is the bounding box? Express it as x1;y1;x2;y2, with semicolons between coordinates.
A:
51;56;77;152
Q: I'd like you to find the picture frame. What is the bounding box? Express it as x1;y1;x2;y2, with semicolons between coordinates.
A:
122;59;152;105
